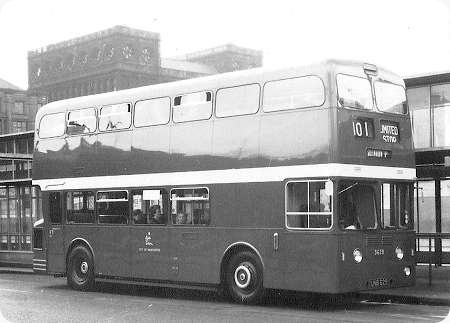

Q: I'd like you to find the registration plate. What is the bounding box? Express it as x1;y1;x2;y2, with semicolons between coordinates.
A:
368;278;388;288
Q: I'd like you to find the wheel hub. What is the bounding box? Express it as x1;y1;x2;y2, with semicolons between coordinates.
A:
80;261;88;274
234;264;252;289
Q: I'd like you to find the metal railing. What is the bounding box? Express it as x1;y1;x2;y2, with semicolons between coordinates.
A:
415;232;450;285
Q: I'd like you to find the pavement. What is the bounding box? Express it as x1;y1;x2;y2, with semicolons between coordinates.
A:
0;263;449;306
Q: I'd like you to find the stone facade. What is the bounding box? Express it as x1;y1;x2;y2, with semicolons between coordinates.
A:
28;25;263;102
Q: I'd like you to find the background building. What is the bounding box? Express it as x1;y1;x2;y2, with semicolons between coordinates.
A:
28;25;262;102
405;73;450;264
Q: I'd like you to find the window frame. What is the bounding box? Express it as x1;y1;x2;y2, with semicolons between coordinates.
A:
98;102;132;132
170;187;210;226
215;83;261;118
65;190;96;225
66;107;97;136
373;80;408;115
262;75;326;113
285;179;333;231
134;96;171;128
336;73;374;112
131;188;168;226
38;112;66;139
96;190;129;225
172;90;213;123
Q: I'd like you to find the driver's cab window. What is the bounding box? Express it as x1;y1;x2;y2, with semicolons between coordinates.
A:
132;189;167;225
338;182;377;230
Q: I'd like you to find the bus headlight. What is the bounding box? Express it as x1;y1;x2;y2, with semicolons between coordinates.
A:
395;247;404;260
404;266;411;277
353;248;363;263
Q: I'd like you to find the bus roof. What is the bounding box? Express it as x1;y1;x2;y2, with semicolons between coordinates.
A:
36;59;402;119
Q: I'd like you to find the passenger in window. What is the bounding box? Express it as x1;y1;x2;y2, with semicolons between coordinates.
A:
133;209;146;224
176;213;187;225
149;205;165;224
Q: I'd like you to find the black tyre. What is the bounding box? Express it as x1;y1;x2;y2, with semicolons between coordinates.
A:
225;251;264;304
67;245;95;291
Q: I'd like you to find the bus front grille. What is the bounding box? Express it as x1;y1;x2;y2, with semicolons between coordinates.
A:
366;235;393;246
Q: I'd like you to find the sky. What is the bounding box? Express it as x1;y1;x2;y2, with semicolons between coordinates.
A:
1;0;450;89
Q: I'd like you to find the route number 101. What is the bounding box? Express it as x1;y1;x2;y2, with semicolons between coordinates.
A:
352;120;373;138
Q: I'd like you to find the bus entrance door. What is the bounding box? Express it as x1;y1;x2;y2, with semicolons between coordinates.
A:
46;192;65;273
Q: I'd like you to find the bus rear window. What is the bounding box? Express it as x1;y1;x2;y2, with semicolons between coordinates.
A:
337;74;373;111
374;81;407;114
263;76;325;112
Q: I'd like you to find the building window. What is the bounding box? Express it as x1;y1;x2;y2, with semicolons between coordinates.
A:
170;188;210;225
13;102;24;114
11;121;27;133
286;181;332;229
430;84;450;148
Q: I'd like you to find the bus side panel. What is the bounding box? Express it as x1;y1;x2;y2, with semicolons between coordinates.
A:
34;138;67;180
64;226;99;273
211;114;261;169
259;109;330;166
170;120;213;172
131;126;170;174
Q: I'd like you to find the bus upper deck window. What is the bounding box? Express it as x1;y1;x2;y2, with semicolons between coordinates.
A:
374;81;408;114
337;74;373;111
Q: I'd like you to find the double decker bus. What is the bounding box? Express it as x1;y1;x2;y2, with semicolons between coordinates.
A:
32;60;415;304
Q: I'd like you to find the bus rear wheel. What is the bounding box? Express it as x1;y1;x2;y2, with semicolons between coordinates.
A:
67;245;94;291
225;251;264;304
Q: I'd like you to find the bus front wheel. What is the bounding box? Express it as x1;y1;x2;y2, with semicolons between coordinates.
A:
226;251;264;304
67;245;94;291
